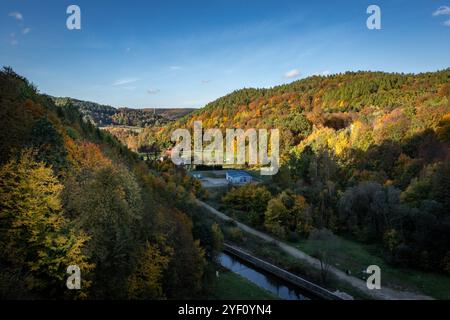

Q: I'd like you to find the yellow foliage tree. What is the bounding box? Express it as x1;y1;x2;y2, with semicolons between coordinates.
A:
0;151;93;298
127;242;172;300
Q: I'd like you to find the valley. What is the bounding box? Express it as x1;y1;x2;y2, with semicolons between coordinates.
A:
1;67;449;300
2;0;450;312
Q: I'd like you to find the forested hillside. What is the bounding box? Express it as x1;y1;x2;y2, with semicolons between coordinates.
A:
159;70;450;277
160;70;448;150
0;67;221;299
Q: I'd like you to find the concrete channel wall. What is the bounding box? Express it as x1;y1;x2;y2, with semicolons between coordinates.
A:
223;243;343;300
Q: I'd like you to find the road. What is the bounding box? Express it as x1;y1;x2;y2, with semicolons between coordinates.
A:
196;200;433;300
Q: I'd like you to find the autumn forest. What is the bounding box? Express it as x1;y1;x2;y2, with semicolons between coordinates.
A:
1;66;450;300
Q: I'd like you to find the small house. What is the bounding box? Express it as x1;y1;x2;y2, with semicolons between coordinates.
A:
226;170;252;185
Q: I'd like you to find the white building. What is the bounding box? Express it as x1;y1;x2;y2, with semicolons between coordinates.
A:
226;170;252;185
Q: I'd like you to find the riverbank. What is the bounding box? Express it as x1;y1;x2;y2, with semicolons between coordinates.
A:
212;269;278;300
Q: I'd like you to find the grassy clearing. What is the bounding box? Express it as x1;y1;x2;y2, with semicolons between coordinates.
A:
295;236;450;300
212;270;278;300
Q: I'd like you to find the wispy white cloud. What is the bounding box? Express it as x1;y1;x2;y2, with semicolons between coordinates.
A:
7;12;31;44
147;89;161;95
322;70;331;76
9;11;23;21
9;33;18;46
284;69;300;79
432;6;450;26
433;6;450;16
113;78;140;86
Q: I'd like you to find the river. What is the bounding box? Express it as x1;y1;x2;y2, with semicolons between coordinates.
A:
218;252;314;300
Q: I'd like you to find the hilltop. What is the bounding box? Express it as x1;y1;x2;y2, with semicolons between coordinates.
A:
52;96;194;127
164;70;449;146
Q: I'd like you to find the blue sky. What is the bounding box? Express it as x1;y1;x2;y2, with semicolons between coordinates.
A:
1;0;449;108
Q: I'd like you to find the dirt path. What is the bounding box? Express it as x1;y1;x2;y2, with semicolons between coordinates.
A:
197;200;433;300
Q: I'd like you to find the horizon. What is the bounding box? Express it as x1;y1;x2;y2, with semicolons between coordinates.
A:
47;67;450;110
1;0;450;109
